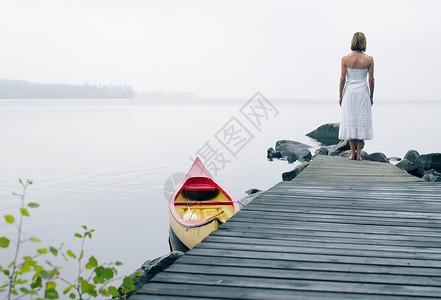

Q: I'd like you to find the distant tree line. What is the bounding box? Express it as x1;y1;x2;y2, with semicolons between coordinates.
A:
0;79;135;99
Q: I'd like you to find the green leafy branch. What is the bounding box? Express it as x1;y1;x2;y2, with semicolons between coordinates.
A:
0;179;139;300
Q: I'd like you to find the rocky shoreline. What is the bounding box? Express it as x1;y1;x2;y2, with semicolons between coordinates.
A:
269;122;441;182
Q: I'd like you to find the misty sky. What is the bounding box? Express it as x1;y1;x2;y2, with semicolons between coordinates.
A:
1;0;440;99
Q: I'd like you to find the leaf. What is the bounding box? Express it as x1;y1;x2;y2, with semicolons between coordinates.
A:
82;225;87;230
4;215;15;224
49;247;58;256
94;266;104;277
122;277;134;289
28;202;40;208
15;279;28;284
0;237;9;248
99;288;110;297
45;288;59;299
20;208;29;217
88;256;98;267
29;237;41;243
20;287;31;294
108;286;120;297
115;261;123;266
47;281;56;290
69;292;75;299
3;270;10;276
66;250;76;259
135;271;142;278
93;276;105;284
37;248;48;254
102;268;114;280
40;271;51;279
19;178;23;185
30;276;42;289
215;279;223;284
74;233;82;238
79;250;84;260
63;285;76;295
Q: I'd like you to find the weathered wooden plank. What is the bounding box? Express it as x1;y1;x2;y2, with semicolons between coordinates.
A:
217;226;441;244
150;272;441;297
195;241;441;260
134;282;433;300
179;255;441;277
166;263;441;286
202;235;441;254
211;229;441;248
187;248;441;267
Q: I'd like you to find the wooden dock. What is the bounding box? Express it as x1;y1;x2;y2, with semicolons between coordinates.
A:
131;155;441;299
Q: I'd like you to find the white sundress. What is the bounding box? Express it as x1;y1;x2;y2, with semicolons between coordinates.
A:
338;67;374;140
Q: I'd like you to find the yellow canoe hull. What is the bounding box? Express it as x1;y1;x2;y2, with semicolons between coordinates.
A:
169;211;220;250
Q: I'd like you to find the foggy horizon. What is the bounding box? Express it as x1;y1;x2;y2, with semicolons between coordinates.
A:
1;0;440;100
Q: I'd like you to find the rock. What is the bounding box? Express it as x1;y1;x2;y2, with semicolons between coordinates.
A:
306;123;340;145
300;149;312;162
424;169;441;176
368;152;390;163
403;150;420;163
271;151;282;159
239;190;264;208
274;140;312;162
275;140;311;149
117;251;184;298
338;150;371;161
395;159;416;172
245;188;262;195
282;162;311;181
388;157;401;162
315;147;329;156
423;174;441;182
267;147;274;158
414;153;441;177
275;140;311;153
287;152;299;163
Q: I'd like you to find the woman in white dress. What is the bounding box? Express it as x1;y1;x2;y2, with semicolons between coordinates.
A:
339;32;374;160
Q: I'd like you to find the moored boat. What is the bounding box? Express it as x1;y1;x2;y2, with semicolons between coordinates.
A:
168;157;239;251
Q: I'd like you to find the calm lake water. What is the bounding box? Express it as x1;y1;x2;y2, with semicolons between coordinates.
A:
1;98;440;285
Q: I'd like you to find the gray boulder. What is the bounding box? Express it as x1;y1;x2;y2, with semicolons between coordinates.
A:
306;123;340;145
118;251;184;298
395;159;416;172
245;188;262;195
368;152;390;163
239;190;264;208
315;147;329;156
287;152;299;163
282;162;311;181
414;153;441;177
423;174;441;182
275;140;312;163
403;150;420;163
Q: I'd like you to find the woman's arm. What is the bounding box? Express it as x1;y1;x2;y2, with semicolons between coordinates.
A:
339;58;346;106
368;57;374;105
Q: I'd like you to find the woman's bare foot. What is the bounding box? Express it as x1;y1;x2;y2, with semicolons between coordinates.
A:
349;155;356;160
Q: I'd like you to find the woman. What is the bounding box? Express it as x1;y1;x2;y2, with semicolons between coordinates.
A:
338;32;374;160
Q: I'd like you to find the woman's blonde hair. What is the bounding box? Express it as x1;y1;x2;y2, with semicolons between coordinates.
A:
351;32;367;52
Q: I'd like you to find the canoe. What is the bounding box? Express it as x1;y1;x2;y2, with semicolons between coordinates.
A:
168;157;239;251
